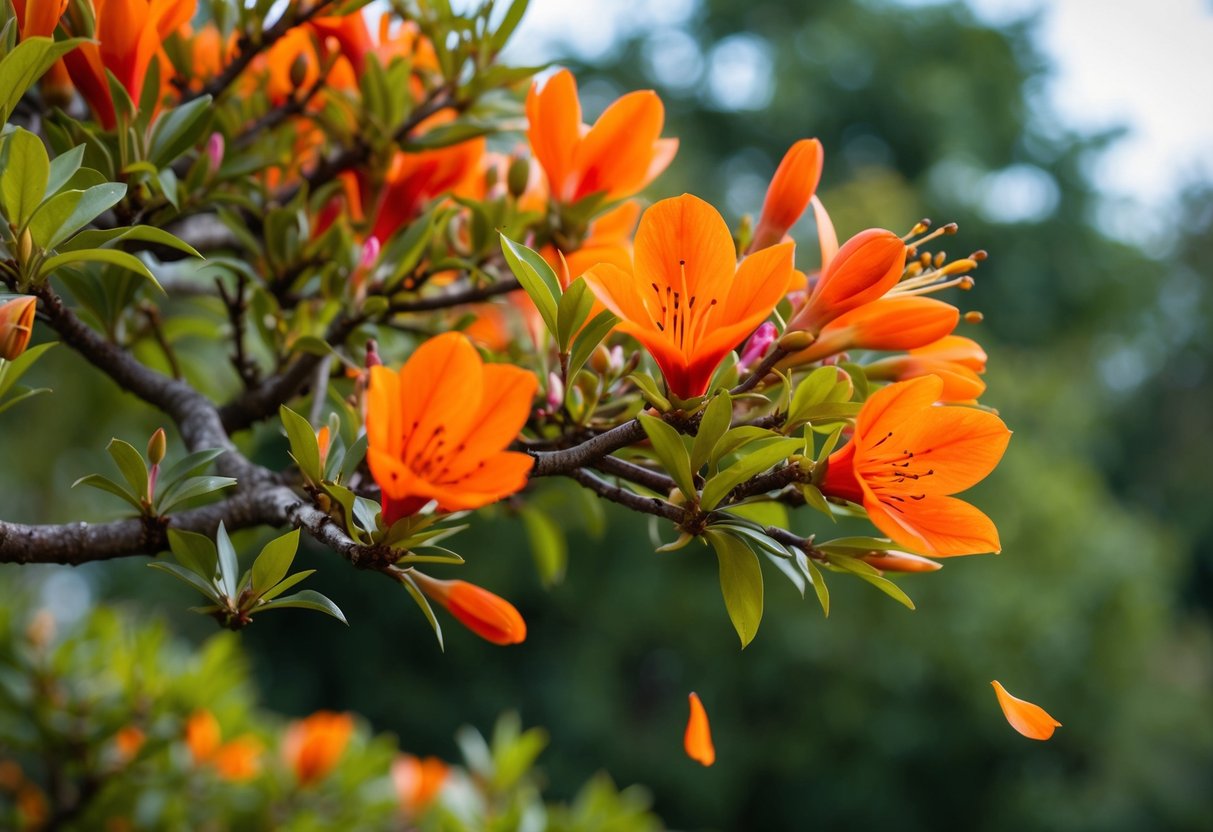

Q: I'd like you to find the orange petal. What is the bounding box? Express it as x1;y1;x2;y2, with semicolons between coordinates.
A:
634;193;736;309
860;551;942;573
909;334;987;372
811;195;839;267
426;450;535;512
880;402;1011;495
684;692;715;766
440;363;537;475
574;89;666;201
863;491;1001;557
801;228;905;329
398;332;485;463
855;375;945;443
366;365;404;458
991;681;1061;740
751;138;823;251
826;296;960;352
526;69;581;200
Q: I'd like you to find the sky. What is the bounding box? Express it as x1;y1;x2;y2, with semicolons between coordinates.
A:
508;0;1213;212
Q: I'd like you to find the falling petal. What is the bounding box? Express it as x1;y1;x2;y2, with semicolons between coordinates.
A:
991;681;1061;740
684;692;716;766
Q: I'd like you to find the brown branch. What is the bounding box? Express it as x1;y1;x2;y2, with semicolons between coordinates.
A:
726;464;804;505
387;276;521;314
529;419;648;477
593;455;677;495
731;346;788;396
565;468;686;523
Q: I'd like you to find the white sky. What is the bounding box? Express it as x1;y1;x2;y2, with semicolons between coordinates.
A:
508;0;1213;210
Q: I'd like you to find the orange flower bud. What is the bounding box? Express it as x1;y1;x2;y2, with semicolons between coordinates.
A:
991;681;1061;740
0;296;37;360
214;736;263;781
684;692;715;766
282;711;354;785
412;573;527;645
392;754;449;814
185;710;221;763
789;229;906;333
749;138;823;252
860;550;942;573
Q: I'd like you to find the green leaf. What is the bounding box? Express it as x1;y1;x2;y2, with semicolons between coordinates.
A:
61;225;201;257
156;476;237;513
393;548;466;566
255;589;348;624
0;341;54;400
250;529;299;596
399;573;443;649
799;482;834;518
107;438;149;504
555;277;594;352
35;183;127;249
521;506;567;587
787;366;839;425
691;391;733;472
158;448;225;490
638;413;695;500
491;0;530;50
147;561;224;602
708;425;777;474
70;474;142;511
805;557;830;617
1;128;49;227
628;372;671;412
830;555;917;610
0;37;85;122
258;569;316;602
44;146;86;199
500;233;560;337
280;405;321;483
215;521;239;598
700;437;803;510
148;96;214;167
38;248;162;291
818;536;899;554
707;530;764;648
167;529;219;583
567;309;617;379
0;385;51;415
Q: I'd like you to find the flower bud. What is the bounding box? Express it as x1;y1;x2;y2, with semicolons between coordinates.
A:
16;227;34;266
365;339;382;368
776;330;814;352
507;156;531;199
0;296;37;360
206;132;225;171
185;710;221;764
546;371;564;410
147;428;167;466
289;54;310;87
282;711;353;785
738;322;777;371
393;754;449;815
749;139;823;253
359;236;381;269
411;573;526;645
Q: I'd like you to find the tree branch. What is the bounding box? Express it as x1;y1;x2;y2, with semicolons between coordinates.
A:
565;468;686;523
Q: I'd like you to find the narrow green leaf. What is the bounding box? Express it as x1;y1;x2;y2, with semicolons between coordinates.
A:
148;96;214;167
166;529;219;583
399;573;443;649
805;557;829;617
0;37;86;121
0;342;55;400
251;529;299;596
44;146;86;199
258;569;316;602
1;128;49;227
567;309;617;379
107;438;149;503
555;277;594;352
255;589;348;624
214;521;239;598
147;561;224;602
158;448;225;490
521;506;567;587
38;248;162;291
70;474;142;511
280;405;321;483
707;530;764;648
60;224;201;257
500;233;560;337
708;425;777;473
690;391;733;472
638;413;695;500
44;183;127;249
628;372;671;412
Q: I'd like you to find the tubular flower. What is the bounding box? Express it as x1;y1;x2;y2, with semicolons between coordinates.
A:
12;0;68;39
583;194;797;399
820;375;1011;556
749;139;824;253
185;710;221;763
526;68;677;204
62;0;197;128
366;332;537;523
213;736;263;781
684;692;715;767
991;681;1061;740
392;754;450;814
780;296;960;367
411;572;527;645
866;335;988;402
0;296;37;360
787;228;906;333
282;711;354;786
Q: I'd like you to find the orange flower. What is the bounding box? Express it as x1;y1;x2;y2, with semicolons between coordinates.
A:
787;228;906;333
366;332;536;523
0;296;37;361
748;139;824;253
583;194;796;399
820;375;1011;556
781;296;959;367
991;681;1061;740
12;0;68;38
392;754;449;814
185;709;221;763
684;692;715;767
411;573;527;645
185;24;237;89
214;736;263;781
283;711;354;786
114;726;145;763
312;12;374;75
526;68;677;205
866;335;988;402
62;0;197;128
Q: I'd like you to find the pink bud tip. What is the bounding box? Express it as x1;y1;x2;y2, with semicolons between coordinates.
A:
738;322;778;371
365;340;382;368
360;237;381;269
206;133;225;170
546;371;564;410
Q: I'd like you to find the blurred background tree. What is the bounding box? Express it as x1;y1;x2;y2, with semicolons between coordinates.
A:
4;1;1211;829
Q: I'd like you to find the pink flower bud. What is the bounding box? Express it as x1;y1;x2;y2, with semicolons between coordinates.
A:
365;340;382;368
360;236;381;269
738;322;777;371
206;133;225;171
546;371;564;410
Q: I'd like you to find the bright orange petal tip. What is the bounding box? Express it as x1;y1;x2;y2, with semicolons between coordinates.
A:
750;138;824;252
684;692;716;766
991;681;1061;740
414;574;527;645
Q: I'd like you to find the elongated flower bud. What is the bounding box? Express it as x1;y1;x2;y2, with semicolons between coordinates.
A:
206;132;225;171
147;428;167;466
738;322;778;371
749;139;823;253
0;296;37;360
411;573;527;645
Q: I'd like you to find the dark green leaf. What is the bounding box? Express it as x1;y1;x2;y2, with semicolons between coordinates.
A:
215;521;239;598
638;413;695;499
500;233;560;337
691;391;733;472
149;96;214;167
147;561;224;602
700;437;802;510
1;128;49;227
106;438;149;503
280;405;321;482
70;474;142;511
166;529;219;583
